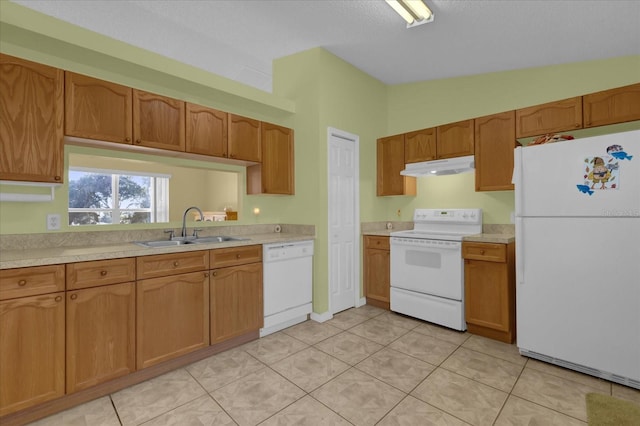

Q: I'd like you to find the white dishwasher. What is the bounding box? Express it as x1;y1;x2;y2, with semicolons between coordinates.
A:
261;240;314;337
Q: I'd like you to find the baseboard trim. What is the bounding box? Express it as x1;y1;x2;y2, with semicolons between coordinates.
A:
310;310;333;323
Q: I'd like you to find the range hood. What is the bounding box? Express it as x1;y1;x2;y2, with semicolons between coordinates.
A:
400;155;475;177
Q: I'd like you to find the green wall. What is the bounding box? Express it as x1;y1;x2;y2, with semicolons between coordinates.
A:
2;2;639;315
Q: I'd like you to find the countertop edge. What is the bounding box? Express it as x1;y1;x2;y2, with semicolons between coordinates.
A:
0;233;315;269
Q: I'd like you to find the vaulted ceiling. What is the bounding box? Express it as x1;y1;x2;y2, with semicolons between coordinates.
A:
13;0;640;92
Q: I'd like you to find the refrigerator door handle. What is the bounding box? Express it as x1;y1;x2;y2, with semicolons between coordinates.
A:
515;217;524;286
513;147;523;215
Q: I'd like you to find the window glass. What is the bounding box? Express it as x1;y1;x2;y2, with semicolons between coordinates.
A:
68;169;169;225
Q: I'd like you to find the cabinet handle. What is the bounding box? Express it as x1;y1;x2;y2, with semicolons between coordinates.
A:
55;296;62;302
70;294;78;300
204;272;209;278
135;139;142;144
173;261;179;267
212;271;217;276
18;279;27;286
236;254;241;259
54;176;61;181
125;137;131;142
480;250;485;255
100;270;108;276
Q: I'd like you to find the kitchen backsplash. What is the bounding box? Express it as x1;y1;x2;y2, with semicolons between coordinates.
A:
0;224;315;251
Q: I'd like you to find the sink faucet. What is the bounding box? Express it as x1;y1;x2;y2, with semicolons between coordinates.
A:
181;206;204;238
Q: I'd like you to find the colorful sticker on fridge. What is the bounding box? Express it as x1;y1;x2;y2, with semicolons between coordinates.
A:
577;144;632;196
583;156;619;190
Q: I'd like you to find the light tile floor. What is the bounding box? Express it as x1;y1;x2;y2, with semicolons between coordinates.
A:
31;305;640;426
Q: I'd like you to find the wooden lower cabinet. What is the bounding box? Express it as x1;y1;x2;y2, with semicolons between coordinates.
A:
463;242;516;343
363;236;390;310
136;271;210;369
0;292;65;416
66;282;135;393
210;262;263;344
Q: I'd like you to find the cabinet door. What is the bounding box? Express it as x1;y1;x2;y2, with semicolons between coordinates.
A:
228;114;261;162
583;83;640;128
136;271;209;369
474;111;516;191
66;282;135;393
516;97;582;138
65;72;133;144
0;54;64;183
436;119;474;158
185;102;228;157
133;89;185;152
247;123;294;194
0;292;65;416
210;262;263;344
377;135;416;196
363;247;390;309
405;128;437;163
464;260;509;332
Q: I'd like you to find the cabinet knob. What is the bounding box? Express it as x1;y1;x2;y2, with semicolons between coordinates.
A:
55;296;62;302
212;271;217;277
173;261;179;267
135;139;142;144
480;250;485;255
100;270;108;276
70;294;78;300
230;154;235;158
125;137;131;142
204;272;209;278
54;176;61;181
18;279;27;286
236;254;241;259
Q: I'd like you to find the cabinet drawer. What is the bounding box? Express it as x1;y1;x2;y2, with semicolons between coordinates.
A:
364;236;390;250
462;243;506;262
0;265;65;300
67;258;136;290
210;245;262;268
136;251;209;280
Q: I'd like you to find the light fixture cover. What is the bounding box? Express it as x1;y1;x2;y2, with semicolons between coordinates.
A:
386;0;434;28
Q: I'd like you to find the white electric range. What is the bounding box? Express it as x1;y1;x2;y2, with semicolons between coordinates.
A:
390;208;482;330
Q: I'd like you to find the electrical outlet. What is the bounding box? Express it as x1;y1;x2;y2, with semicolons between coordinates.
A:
47;214;61;230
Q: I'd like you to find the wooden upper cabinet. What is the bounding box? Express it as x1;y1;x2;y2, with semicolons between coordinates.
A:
185;102;228;157
132;89;185;152
247;122;294;195
377;134;416;196
65;72;133;144
583;83;640;128
436;119;474;158
405;128;437;163
516;97;582;138
0;54;64;183
475;111;516;192
228;114;261;162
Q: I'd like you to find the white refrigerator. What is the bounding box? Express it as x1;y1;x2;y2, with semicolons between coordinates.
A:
513;129;640;389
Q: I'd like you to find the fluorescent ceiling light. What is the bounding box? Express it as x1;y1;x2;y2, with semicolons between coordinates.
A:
385;0;434;28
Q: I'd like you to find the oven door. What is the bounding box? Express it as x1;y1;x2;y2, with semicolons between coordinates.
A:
390;236;463;300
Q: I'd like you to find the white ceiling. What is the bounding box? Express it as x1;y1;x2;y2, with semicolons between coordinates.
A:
12;0;640;93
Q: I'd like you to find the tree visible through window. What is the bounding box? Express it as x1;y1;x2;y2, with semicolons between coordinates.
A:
68;168;169;225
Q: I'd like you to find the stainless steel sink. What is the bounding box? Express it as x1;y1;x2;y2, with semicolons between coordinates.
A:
191;236;249;244
135;236;249;248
